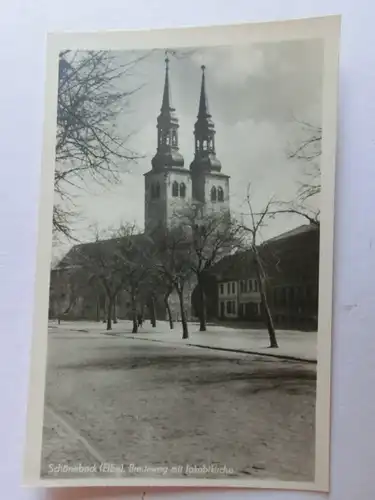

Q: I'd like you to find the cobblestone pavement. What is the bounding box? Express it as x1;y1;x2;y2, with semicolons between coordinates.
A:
42;328;316;482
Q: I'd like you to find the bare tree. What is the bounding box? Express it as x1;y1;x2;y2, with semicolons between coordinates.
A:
54;50;147;239
74;226;138;331
112;226;154;334
181;205;243;331
277;121;322;225
240;185;278;348
151;226;194;339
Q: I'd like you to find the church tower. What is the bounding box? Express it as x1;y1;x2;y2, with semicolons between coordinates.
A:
190;65;230;217
144;57;192;234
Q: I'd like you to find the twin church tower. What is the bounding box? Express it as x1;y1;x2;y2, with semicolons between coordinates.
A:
144;57;230;233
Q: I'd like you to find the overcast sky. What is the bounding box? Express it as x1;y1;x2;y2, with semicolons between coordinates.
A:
54;39;323;260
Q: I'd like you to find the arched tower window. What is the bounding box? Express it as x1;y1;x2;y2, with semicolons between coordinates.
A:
180;183;186;198
217;186;224;202
172;181;179;197
155;182;160;198
210;186;217;202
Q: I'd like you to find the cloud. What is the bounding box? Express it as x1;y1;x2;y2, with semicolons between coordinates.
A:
191;45;266;86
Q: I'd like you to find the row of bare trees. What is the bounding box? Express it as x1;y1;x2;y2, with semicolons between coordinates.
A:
58;196;307;348
62;206;242;339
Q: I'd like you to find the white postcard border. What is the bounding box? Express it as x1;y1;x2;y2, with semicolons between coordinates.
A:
23;15;341;491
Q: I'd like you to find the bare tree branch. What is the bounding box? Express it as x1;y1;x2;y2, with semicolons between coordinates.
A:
54;50;149;239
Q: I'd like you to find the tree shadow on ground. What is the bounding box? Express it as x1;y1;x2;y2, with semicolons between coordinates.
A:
57;346;316;396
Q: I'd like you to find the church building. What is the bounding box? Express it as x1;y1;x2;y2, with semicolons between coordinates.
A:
49;57;230;322
144;57;230;234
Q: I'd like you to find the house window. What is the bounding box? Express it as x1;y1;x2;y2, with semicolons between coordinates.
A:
211;186;217;202
220;284;224;295
220;302;225;317
180;183;186;198
254;280;259;292
232;282;235;294
217;186;224;202
172;181;179;197
226;301;232;314
248;279;253;292
232;301;237;315
240;280;244;293
227;283;230;294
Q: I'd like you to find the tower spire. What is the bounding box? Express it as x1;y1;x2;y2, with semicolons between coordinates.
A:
190;65;221;173
151;54;184;171
198;65;210;119
161;55;173;115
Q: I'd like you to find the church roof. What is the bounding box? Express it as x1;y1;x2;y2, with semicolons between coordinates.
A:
54;233;149;271
210;224;319;281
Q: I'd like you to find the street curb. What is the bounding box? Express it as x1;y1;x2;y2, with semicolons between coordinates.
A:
125;336;317;364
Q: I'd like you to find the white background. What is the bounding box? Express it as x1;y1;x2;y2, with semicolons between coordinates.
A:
1;1;374;500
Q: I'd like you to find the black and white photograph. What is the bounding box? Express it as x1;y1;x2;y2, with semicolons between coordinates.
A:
24;17;340;490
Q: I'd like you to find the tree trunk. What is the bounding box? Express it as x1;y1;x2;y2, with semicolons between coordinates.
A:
58;317;61;325
150;296;156;328
106;298;113;331
197;276;207;332
131;293;138;334
164;290;173;330
96;298;100;322
176;287;189;339
254;254;278;348
102;297;107;323
113;297;117;324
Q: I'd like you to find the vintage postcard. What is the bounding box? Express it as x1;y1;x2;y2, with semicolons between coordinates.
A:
24;16;340;490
